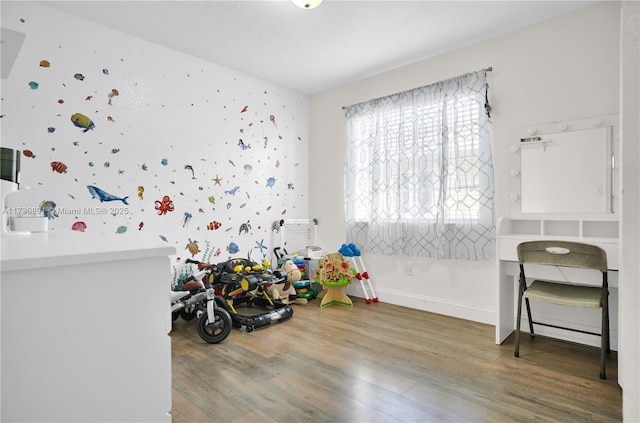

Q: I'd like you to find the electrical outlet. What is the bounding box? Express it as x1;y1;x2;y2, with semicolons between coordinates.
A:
407;260;414;276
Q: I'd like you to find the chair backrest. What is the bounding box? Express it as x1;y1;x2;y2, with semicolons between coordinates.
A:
517;240;608;272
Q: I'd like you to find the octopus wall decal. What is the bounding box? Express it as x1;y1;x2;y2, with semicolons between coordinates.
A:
154;195;174;215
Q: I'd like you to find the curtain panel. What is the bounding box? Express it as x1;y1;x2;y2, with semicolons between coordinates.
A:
343;69;495;260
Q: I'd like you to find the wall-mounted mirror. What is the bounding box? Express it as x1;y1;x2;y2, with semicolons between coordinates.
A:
520;126;613;214
509;115;618;217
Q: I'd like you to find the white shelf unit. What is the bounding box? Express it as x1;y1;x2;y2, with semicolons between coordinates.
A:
498;218;619;267
496;217;619;347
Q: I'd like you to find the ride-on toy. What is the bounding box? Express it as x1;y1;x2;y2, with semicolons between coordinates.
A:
171;259;232;344
273;247;318;301
213;257;294;332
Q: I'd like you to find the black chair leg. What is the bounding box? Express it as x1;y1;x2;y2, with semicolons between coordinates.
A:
515;283;524;358
605;297;611;354
525;297;534;335
600;299;609;379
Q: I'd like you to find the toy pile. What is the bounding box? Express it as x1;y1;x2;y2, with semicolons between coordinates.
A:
212;257;294;332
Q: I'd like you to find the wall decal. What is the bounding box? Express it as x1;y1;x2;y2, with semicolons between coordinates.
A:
70;113;95;132
182;212;192;227
39;200;58;219
87;185;129;204
224;186;239;196
71;221;87;232
107;88;119;105
185;238;200;256
255;239;267;253
51;161;68;173
206;221;221;230
184;165;195;179
154;195;174;215
227;242;239;254
239;221;251;235
238;139;251;150
266;177;276;188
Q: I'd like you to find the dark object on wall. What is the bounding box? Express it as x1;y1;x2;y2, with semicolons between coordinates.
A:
1;147;20;184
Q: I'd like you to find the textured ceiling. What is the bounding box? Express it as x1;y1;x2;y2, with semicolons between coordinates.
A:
40;0;599;95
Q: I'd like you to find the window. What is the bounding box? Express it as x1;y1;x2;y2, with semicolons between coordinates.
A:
344;69;495;260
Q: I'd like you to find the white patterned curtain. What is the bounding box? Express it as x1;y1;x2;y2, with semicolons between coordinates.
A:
344;69;495;260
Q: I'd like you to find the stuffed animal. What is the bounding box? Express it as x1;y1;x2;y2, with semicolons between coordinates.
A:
266;259;307;304
283;259;302;283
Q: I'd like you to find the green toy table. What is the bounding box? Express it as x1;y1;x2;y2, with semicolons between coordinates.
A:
317;276;352;308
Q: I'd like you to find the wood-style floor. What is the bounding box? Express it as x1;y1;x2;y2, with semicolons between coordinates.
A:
171;297;622;423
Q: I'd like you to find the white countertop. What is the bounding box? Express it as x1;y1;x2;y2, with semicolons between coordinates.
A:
0;231;176;272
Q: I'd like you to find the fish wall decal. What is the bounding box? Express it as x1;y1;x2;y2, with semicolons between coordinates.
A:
71;113;95;132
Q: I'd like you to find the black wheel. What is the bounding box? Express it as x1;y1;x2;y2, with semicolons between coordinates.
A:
172;310;181;321
197;307;232;344
179;306;197;321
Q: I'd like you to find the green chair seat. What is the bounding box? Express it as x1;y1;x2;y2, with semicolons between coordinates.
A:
524;281;602;308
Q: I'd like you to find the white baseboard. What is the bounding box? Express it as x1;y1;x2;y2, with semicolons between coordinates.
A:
341;286;618;351
344;284;495;326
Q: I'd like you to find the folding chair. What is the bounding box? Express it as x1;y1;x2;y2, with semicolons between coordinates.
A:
514;240;610;379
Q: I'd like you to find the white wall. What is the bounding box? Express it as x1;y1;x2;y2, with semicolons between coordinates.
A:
1;2;310;277
620;1;640;419
309;2;620;324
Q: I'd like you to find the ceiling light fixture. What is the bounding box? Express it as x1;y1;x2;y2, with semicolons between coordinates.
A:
292;0;323;9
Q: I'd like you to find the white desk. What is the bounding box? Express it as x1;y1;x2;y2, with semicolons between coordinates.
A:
1;231;175;422
496;218;619;348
